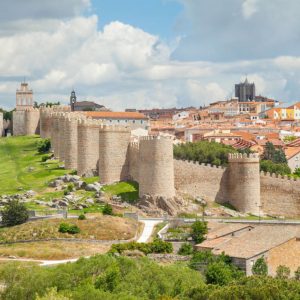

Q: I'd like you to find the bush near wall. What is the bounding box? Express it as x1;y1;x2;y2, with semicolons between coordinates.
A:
110;238;173;254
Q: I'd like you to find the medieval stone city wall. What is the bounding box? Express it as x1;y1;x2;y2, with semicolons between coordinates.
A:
260;174;300;217
227;153;261;214
174;160;227;202
0;112;3;136
139;136;175;198
14;106;300;217
12;110;26;136
128;142;140;182
174;159;300;217
98;126;131;184
63;115;79;170
77;119;101;177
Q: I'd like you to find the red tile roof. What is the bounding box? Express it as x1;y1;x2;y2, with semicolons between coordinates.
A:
84;111;148;120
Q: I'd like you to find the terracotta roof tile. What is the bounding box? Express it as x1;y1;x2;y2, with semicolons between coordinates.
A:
84;111;148;120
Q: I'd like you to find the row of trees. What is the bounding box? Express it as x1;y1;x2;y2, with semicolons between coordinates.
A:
174;141;293;176
174;141;237;166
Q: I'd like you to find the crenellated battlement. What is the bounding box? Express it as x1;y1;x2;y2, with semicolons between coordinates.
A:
228;152;259;163
260;171;298;181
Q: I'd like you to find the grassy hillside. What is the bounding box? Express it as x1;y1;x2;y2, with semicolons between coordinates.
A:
0;216;137;242
0;241;110;260
0;136;68;194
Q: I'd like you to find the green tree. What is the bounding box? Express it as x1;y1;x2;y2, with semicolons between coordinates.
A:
173;141;237;166
191;220;208;243
252;257;268;276
263;142;276;161
276;265;290;279
260;160;291;175
1;200;29;227
205;261;234;285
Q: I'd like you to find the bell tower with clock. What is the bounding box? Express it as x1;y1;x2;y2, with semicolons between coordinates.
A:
70;90;77;111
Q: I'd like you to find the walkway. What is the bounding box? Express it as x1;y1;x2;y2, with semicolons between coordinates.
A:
137;219;161;243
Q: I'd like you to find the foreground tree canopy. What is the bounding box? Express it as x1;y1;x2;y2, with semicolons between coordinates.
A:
1;255;300;300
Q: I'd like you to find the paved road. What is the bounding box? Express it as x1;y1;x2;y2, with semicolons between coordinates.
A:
137;219;162;243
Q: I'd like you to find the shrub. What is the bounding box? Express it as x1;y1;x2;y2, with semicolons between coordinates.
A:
191;221;208;244
78;214;86;220
58;223;80;234
37;139;51;153
205;261;234;285
276;265;290;279
252;257;268;276
1;200;29;227
178;243;194;255
41;155;50;162
67;225;80;234
58;223;70;233
103;203;113;215
109;239;173;255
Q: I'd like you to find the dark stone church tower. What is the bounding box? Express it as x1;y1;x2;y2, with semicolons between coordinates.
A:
70;90;77;111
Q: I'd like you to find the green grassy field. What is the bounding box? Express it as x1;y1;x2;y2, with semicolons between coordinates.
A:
102;181;139;203
0;136;68;195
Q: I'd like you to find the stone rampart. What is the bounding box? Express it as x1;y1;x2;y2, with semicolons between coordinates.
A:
260;173;300;217
12;110;26;136
24;108;40;135
139;136;175;198
64;115;79;170
174;159;227;201
50;113;60;158
227;153;260;214
98;125;131;184
77;119;101;176
174;158;300;217
40;108;53;139
128;142;140;181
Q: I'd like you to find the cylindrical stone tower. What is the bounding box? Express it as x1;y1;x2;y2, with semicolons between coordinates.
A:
64;115;79;170
138;136;175;198
57;114;66;162
40;108;52;139
227;153;261;214
98;125;131;184
24;108;40;135
50;113;60;159
77;119;100;176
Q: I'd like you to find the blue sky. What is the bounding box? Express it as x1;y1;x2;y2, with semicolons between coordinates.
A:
92;0;183;39
1;0;300;109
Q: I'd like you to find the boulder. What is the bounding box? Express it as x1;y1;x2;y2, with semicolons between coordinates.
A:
58;200;68;207
49;179;64;188
86;198;94;204
85;184;100;192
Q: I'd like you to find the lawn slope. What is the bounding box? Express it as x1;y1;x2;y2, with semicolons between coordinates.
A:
0;136;68;194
